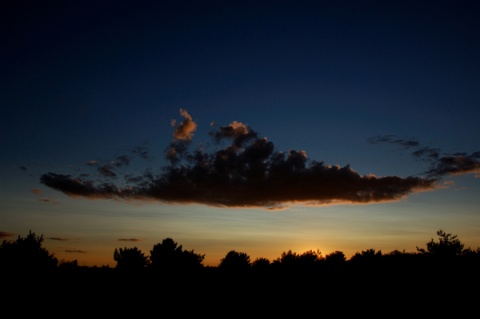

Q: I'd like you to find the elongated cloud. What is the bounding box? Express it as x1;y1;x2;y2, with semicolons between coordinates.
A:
369;135;480;178
39;111;451;209
425;152;480;177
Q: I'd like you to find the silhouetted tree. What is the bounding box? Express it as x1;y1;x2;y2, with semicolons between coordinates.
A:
0;230;58;273
297;249;323;272
113;246;149;272
272;250;297;271
416;229;464;257
461;246;480;257
58;259;79;271
350;248;382;261
459;246;480;272
323;250;347;271
383;249;416;262
149;238;182;269
251;257;271;273
218;250;251;272
149;237;205;273
271;249;322;272
348;248;382;272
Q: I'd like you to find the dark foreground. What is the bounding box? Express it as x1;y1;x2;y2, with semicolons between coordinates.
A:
4;264;478;317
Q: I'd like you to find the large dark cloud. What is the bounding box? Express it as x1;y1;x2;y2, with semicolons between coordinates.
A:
39;111;479;210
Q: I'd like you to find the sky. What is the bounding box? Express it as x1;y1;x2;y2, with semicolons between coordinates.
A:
1;0;480;267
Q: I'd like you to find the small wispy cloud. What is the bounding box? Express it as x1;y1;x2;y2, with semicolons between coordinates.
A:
86;160;98;167
31;189;60;204
131;145;150;160
173;108;197;141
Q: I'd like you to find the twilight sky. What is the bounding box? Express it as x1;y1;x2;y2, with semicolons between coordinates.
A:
2;0;480;267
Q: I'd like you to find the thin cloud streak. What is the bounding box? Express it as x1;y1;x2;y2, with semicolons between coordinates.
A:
64;249;87;253
0;231;15;239
37;198;60;205
47;237;69;241
39;111;480;210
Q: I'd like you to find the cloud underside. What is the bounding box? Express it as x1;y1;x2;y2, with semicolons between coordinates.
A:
39;110;479;210
40;171;436;209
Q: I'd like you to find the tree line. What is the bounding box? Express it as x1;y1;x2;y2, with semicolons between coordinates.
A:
1;229;479;277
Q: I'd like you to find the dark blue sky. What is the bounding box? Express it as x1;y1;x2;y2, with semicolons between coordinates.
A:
3;1;480;166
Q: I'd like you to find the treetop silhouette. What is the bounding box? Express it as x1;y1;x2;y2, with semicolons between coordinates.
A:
2;229;480;276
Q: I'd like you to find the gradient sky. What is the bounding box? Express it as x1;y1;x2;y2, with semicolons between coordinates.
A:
2;0;480;267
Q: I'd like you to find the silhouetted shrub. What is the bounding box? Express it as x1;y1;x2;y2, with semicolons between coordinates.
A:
0;230;58;274
271;249;323;273
417;229;465;257
251;257;271;272
149;237;205;273
218;250;251;272
322;250;347;272
113;246;149;272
